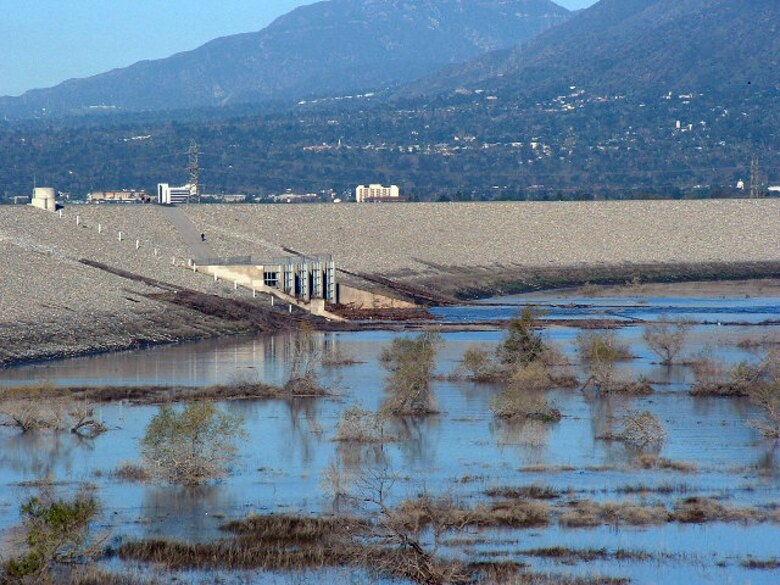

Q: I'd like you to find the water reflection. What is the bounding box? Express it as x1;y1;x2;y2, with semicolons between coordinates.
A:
0;430;83;479
141;485;239;542
492;419;552;465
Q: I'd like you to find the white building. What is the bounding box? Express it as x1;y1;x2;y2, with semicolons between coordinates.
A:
30;187;57;212
157;183;193;205
768;186;780;193
355;184;400;202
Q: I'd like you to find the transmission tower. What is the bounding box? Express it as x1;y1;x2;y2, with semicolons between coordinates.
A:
749;154;764;199
188;139;201;203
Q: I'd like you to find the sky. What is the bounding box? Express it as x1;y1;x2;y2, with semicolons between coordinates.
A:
0;0;598;97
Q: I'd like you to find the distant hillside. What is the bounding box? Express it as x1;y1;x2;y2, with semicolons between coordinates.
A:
412;0;780;98
0;0;569;118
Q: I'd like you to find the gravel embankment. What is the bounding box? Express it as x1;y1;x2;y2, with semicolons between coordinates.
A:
1;200;779;365
186;200;780;293
0;206;274;366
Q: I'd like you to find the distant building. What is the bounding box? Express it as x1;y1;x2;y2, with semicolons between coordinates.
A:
30;187;57;212
203;193;247;203
355;184;403;203
157;183;193;205
268;192;320;203
88;189;150;203
768;186;780;194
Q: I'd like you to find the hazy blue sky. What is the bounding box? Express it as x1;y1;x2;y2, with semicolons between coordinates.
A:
1;0;597;96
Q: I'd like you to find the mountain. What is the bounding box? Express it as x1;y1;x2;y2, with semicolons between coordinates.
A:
0;0;569;118
412;0;780;98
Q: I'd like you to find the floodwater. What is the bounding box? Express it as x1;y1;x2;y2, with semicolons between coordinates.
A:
1;295;779;584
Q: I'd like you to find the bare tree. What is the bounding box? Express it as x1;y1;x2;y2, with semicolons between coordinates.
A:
748;352;780;438
618;410;667;448
380;332;442;416
643;317;689;365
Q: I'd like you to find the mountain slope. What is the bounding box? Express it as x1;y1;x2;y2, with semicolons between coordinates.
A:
413;0;780;98
0;0;569;118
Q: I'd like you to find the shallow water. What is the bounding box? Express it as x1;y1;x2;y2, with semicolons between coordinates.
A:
1;295;779;584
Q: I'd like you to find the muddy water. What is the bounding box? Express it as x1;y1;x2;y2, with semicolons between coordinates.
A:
1;295;779;584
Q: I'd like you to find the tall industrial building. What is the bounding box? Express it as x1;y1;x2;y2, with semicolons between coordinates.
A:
157;183;193;205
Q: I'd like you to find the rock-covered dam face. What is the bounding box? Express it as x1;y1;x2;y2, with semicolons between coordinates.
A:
1;199;779;365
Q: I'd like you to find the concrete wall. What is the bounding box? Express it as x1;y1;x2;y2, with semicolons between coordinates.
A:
339;284;417;309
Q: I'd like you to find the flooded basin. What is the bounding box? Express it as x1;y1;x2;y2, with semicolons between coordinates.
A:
1;293;779;584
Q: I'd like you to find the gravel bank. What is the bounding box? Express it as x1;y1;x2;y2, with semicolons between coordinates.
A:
186;200;780;295
1;200;778;365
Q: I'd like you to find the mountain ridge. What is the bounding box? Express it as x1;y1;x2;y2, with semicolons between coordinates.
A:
0;0;570;118
408;0;780;99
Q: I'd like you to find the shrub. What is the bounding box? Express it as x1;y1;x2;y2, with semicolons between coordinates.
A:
285;321;326;394
141;402;246;485
336;405;388;442
576;330;632;363
577;330;632;393
0;397;106;437
496;308;547;368
642;317;689;365
458;347;500;382
491;362;561;422
380;332;442;416
2;487;101;583
747;352;780;438
617;410;666;448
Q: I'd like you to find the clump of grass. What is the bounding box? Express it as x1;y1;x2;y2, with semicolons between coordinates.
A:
485;485;560;500
670;497;764;523
395;495;551;531
636;454;698;473
558;499;667;528
111;462;151;483
522;547;653;563
741;558;780;570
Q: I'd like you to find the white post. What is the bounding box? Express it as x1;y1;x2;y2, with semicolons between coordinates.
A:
76;215;81;226
118;231;123;241
289;305;292;314
172;256;176;265
58;209;63;219
234;281;238;290
252;289;256;299
192;264;197;272
154;248;158;257
135;239;140;250
271;296;274;306
98;223;102;234
214;273;218;282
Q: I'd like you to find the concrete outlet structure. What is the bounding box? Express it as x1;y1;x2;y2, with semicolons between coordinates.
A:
193;255;343;320
30;187;57;212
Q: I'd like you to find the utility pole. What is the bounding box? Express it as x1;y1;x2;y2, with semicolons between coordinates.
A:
750;154;764;199
188;139;201;203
